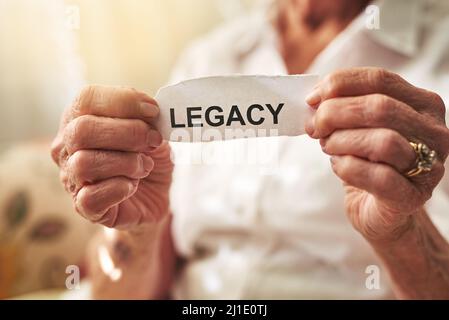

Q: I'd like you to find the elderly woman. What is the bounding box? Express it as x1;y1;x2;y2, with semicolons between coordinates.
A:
51;0;449;299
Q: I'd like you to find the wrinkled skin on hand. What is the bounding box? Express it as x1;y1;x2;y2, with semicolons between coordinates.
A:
51;85;173;230
305;68;449;242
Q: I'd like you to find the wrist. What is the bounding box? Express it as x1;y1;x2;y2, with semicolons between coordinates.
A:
363;208;449;299
95;213;172;264
367;208;425;251
126;212;171;241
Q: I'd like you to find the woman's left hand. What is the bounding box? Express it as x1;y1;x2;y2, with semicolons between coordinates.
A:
305;67;449;243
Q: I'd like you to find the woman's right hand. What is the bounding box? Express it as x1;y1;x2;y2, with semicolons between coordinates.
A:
51;85;173;230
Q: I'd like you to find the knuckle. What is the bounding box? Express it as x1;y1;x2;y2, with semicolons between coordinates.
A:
323;72;342;97
68;151;91;183
428;91;446;116
375;130;402;160
64;115;94;153
429;91;445;106
368;94;393;123
73;114;94;133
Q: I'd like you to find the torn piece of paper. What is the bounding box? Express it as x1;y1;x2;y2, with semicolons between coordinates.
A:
154;74;319;142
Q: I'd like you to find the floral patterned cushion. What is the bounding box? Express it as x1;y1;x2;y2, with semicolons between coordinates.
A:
0;143;98;298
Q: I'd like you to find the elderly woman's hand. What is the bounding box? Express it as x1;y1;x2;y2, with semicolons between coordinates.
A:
305;68;449;243
51;86;173;230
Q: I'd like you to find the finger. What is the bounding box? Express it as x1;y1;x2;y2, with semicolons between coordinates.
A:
330;155;445;211
306;68;446;118
52;86;158;166
63;115;162;156
68;85;159;125
75;177;138;222
305;94;449;159
66;150;155;190
321;128;416;172
329;155;422;211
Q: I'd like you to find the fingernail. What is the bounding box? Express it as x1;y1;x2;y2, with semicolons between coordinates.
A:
141;154;154;172
140;102;159;118
147;129;163;147
305;89;321;107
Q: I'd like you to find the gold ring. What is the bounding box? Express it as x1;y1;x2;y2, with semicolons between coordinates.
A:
405;142;437;178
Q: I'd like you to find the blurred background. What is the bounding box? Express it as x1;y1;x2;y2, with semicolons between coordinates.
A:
0;0;258;299
0;0;258;149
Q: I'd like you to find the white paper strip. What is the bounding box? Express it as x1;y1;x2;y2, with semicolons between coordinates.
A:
154;74;319;142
